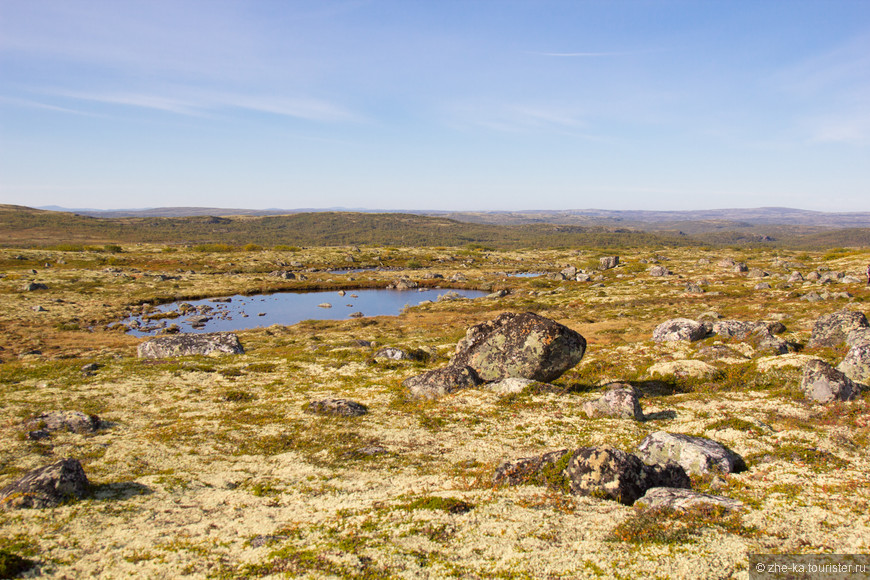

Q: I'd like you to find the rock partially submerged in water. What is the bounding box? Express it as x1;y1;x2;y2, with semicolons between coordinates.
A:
0;458;89;510
137;332;244;358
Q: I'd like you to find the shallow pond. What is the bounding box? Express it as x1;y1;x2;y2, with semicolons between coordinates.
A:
124;288;488;337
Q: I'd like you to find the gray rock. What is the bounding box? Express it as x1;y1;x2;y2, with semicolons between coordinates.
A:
492;449;570;487
304;398;368;417
635;431;746;476
582;384;644;420
846;328;870;348
599;256;620;270
403;365;482;400
807;309;869;349
23;282;48;291
23;410;100;435
374;347;415;361
788;271;804;282
733;263;748;273
685;283;704;294
652;318;708;342
563;446;690;506
801;291;824;302
648;265;670;276
449;312;586;383
801;359;860;403
635;487;744;512
0;458;89;509
837;342;870;385
560;266;578;278
137;332;244;358
754;282;771;290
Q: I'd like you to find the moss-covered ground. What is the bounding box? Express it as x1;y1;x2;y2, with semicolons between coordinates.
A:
1;245;868;578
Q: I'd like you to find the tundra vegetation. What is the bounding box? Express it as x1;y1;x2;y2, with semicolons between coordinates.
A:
0;214;869;578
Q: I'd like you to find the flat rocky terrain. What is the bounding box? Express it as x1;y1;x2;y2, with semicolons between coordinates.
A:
1;244;869;579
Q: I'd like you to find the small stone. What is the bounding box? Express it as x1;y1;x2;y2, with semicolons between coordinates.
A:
403;365;482;400
305;398;368;417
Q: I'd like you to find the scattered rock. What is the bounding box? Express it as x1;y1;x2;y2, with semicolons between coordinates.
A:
403;365;482;400
23;410;100;435
137;332;244;358
0;458;89;510
582;384;644;420
807;309;869;349
599;256;620;270
801;359;861;403
652;318;708;342
563;446;690;506
348;311;365;318
23;282;48;291
449;312;586;383
635;431;746;476
635;487;744;512
837;342;870;385
648;266;670;277
374;347;416;361
317;303;332;308
304;398;368;417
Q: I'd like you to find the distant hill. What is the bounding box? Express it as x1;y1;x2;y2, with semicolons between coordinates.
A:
41;205;870;229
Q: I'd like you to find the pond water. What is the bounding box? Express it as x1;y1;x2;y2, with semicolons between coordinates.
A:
123;288;488;337
506;272;543;278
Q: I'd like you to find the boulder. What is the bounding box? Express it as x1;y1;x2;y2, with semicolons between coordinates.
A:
635;431;746;476
582;384;644;420
492;449;570;487
23;282;48;291
560;266;578;278
787;271;804;282
747;268;768;278
846;327;870;348
0;458;89;510
652;318;708;342
801;359;861;403
563;446;690;505
449;312;586;383
599;256;619;270
837;343;870;385
635;487;744;512
807;309;869;349
648;266;670;277
137;332;244;358
403;365;482;400
304;398;368;417
23;411;100;437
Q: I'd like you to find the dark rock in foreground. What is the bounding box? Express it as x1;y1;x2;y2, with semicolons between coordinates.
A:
0;458;89;510
137;332;244;358
449;312;586;383
564;446;690;505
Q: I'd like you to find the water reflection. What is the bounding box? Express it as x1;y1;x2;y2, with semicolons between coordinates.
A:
123;288;487;336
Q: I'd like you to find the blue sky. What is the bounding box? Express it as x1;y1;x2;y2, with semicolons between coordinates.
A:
1;0;868;211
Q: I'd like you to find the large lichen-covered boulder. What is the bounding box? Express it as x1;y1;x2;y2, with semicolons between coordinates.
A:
563;446;690;506
807;309;869;349
838;342;870;385
403;365;482;400
801;359;861;403
0;458;89;510
449;312;586;383
635;487;744;512
635;431;746;476
652;318;708;342
137;332;244;358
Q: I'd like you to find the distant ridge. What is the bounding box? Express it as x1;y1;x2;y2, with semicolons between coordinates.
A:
39;205;870;228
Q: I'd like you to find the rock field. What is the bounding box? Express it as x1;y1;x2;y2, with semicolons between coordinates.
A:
0;244;869;579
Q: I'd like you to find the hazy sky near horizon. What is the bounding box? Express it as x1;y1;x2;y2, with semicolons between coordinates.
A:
1;0;869;212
